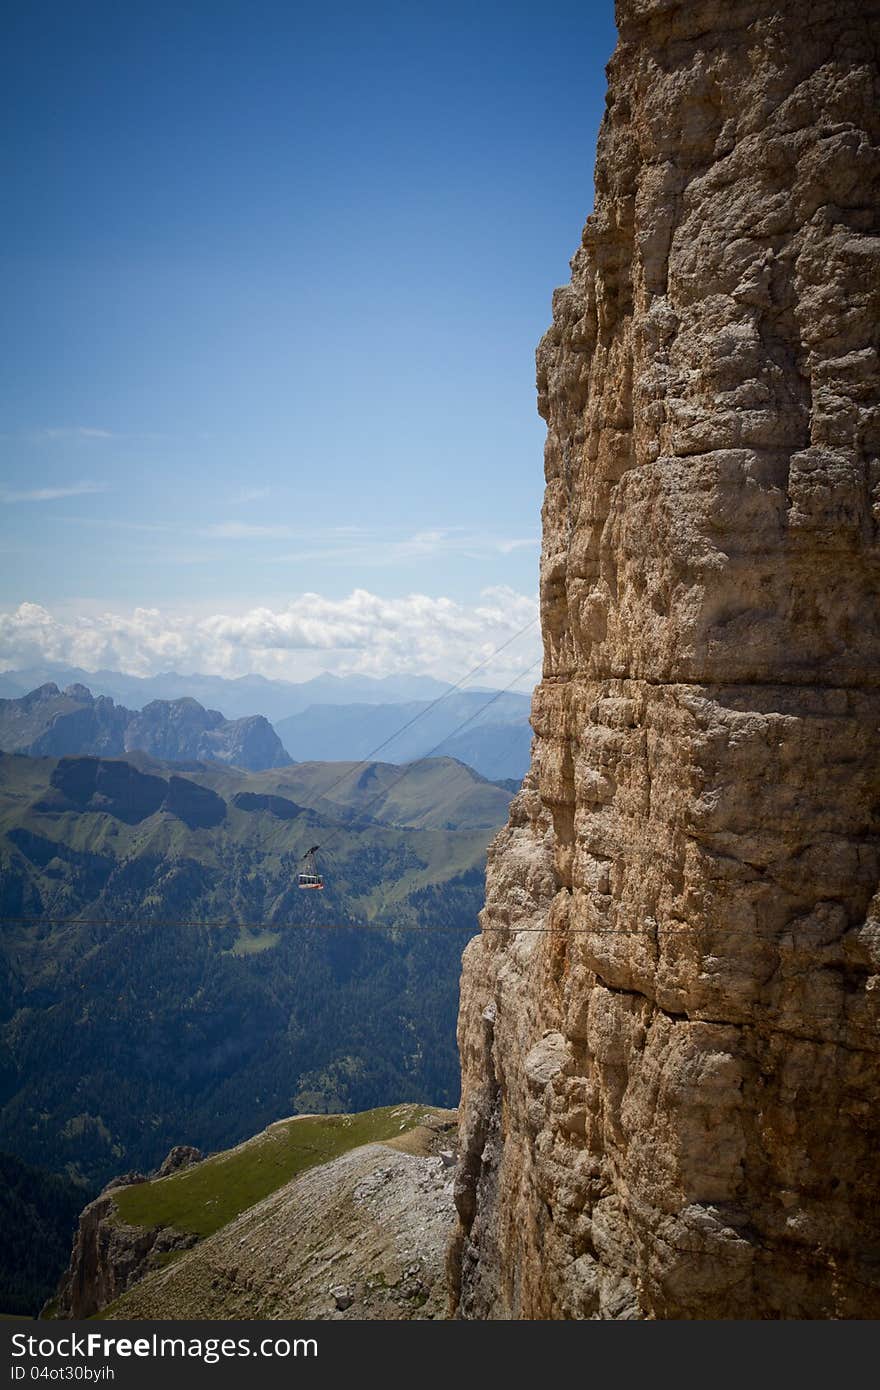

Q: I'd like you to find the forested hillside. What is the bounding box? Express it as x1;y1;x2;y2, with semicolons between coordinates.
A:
0;1152;86;1315
0;751;506;1189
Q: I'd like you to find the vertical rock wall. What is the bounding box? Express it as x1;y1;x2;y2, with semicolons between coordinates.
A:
451;0;880;1319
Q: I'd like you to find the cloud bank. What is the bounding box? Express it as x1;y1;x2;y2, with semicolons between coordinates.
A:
1;481;107;503
0;589;541;685
196;523;539;564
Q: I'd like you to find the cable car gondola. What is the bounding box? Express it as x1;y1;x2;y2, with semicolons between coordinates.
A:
298;845;324;890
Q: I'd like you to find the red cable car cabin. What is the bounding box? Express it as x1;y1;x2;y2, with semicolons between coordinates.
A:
298;845;324;890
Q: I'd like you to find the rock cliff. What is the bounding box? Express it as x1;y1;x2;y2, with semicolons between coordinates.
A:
451;0;880;1318
53;1150;202;1320
0;684;291;772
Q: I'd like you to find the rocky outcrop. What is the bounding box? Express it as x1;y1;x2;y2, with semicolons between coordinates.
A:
125;699;291;771
451;0;880;1319
156;1146;204;1179
53;1149;202;1319
0;684;291;771
0;684;129;758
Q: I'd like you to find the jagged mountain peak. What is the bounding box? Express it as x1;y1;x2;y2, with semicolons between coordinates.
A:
0;684;290;773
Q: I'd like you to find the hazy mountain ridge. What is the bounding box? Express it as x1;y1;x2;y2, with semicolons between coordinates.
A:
426;718;531;782
275;691;531;780
0;683;291;772
0;666;454;723
0;675;533;782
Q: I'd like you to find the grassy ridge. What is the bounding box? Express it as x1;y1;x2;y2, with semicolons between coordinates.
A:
112;1105;435;1238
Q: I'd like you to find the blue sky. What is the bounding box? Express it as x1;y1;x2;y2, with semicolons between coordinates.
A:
1;0;616;685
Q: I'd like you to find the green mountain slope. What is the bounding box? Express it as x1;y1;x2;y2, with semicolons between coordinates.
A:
110;1104;438;1239
256;755;512;831
0;752;507;1189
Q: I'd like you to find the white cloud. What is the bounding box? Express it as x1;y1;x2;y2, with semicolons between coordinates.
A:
1;481;108;503
200;522;299;540
496;537;538;554
0;590;541;686
190;523;540;565
271;527;540;565
33;427;114;441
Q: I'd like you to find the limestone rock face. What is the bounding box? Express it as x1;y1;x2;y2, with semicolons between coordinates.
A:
53;1153;202;1319
451;0;880;1319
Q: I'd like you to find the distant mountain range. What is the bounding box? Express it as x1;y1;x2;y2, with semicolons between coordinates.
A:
0;665;454;724
0;683;291;772
275;692;531;782
0;673;534;781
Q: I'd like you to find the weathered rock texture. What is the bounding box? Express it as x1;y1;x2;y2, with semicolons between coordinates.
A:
451;0;880;1319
